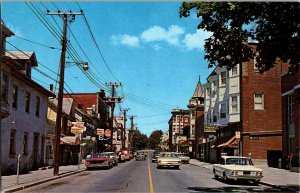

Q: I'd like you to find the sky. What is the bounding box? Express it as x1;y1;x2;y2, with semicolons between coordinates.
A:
1;1;213;136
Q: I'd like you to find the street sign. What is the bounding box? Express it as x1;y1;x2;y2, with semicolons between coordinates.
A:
71;127;84;134
104;129;111;137
72;122;86;131
97;128;104;136
99;135;104;140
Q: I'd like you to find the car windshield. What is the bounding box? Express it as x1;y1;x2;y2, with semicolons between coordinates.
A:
161;153;177;158
226;158;253;165
89;153;106;158
178;153;188;157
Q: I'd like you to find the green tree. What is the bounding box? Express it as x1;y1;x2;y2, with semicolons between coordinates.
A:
180;2;300;74
132;130;149;150
148;130;163;150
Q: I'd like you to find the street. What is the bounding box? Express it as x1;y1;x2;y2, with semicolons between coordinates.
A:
16;154;296;193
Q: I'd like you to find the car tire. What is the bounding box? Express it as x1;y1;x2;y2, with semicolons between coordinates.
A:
223;173;229;183
252;180;259;185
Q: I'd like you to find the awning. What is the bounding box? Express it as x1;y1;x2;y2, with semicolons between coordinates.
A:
217;136;239;149
60;136;80;145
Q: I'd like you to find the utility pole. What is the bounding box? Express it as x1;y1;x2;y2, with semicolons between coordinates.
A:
104;82;122;151
47;10;83;176
129;115;136;148
121;108;129;149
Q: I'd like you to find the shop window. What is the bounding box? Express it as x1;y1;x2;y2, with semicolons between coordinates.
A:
12;85;18;109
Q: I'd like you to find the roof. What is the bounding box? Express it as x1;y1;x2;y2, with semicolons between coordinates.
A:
5;51;38;67
192;80;204;98
1;20;14;37
49;98;74;115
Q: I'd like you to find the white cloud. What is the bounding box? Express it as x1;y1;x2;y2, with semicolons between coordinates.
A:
111;34;140;47
141;25;185;46
183;29;213;50
152;44;162;51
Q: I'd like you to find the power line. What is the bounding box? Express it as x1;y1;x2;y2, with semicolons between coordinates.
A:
14;35;60;50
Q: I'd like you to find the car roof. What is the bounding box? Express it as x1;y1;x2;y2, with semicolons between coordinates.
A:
221;156;249;159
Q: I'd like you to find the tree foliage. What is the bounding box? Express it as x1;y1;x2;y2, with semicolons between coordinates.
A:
132;130;149;150
148;130;163;150
180;2;300;74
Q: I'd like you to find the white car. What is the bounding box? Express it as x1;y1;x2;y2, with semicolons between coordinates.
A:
176;153;190;164
213;156;263;184
157;152;181;169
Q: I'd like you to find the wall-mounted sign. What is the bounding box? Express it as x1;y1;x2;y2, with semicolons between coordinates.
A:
105;129;111;138
97;128;104;136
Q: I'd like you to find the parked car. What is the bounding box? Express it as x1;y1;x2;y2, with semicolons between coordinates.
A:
135;151;146;161
85;153;114;170
117;151;126;163
103;152;118;166
122;150;131;161
176;153;190;164
157;152;181;169
151;151;161;163
213;156;263;184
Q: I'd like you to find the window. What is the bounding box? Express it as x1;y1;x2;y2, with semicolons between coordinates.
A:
9;130;16;156
231;96;238;113
232;66;238;76
220;71;226;85
1;72;9;103
287;95;293;124
12;85;18;109
23;133;29;155
25;91;30;113
207;111;211;123
206;87;211;96
213;109;217;122
254;93;264;110
254;52;260;72
212;80;218;94
36;96;40;117
220;103;226;118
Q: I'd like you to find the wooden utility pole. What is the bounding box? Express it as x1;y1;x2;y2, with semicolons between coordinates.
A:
129;115;136;148
121;108;129;149
104;82;122;151
47;11;83;176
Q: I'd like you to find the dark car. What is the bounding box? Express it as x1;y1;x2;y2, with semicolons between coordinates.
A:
151;151;161;163
135;151;146;161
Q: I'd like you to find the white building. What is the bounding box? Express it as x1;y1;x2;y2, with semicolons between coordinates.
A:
1;21;54;174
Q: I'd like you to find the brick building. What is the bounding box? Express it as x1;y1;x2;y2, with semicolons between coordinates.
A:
204;43;288;165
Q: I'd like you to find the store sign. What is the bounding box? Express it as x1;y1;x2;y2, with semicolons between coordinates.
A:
71;127;84;134
204;125;216;133
105;129;111;138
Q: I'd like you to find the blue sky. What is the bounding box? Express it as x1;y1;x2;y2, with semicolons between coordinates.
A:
2;2;213;136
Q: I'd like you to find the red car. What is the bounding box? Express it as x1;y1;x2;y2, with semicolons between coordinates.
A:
85;153;114;169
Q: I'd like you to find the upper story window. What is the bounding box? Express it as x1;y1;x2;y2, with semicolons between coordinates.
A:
212;80;218;94
12;84;18;109
213;109;217;122
206;87;211;96
287;95;293;124
253;52;260;72
231;96;238;113
25;91;30;113
1;72;9;104
254;93;264;110
220;71;227;86
220;103;226;118
232;66;238;76
35;96;40;117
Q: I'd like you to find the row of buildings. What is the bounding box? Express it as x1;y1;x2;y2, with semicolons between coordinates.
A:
167;43;299;169
1;21;130;175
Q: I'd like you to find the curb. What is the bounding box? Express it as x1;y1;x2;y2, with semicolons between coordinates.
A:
3;169;85;193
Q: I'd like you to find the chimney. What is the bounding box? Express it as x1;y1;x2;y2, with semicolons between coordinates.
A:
98;89;106;99
50;84;54;92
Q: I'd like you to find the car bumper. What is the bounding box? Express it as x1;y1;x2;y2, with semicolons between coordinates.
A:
227;175;263;181
85;163;110;168
157;162;181;167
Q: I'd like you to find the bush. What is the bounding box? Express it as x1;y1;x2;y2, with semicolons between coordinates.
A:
291;153;300;167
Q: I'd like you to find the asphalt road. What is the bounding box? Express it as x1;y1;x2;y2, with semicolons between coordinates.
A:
18;154;296;193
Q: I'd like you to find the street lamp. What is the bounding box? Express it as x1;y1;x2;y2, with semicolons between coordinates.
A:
66;61;89;71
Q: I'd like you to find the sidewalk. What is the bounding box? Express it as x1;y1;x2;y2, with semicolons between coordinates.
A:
1;164;86;192
189;159;300;188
